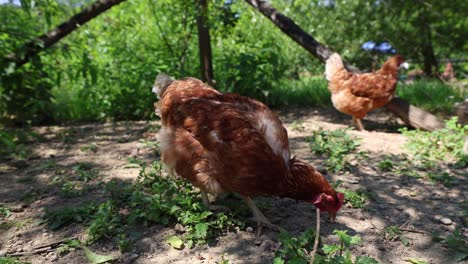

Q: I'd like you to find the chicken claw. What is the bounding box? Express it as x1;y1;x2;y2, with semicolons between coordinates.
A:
243;196;286;235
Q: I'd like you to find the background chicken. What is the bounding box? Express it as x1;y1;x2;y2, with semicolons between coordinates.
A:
153;73;344;231
325;53;405;131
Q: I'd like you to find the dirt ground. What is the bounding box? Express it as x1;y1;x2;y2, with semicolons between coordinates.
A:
0;107;466;264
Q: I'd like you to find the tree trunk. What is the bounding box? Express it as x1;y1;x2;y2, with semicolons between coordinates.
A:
196;0;215;87
3;0;127;68
243;0;444;131
420;22;438;76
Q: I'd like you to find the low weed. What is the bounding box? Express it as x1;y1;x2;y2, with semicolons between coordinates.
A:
0;206;11;218
43;161;243;250
79;143;98;153
274;229;378;264
339;189;369;209
291;120;305;132
378;158;394;172
309;128;360;172
56;238;81;255
432;229;467;262
384;226;409;246
400;117;467;168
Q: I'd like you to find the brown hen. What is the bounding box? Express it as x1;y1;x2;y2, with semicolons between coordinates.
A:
152;74;344;232
325;53;405;131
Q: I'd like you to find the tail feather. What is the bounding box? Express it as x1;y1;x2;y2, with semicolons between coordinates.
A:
152;73;175;98
325;53;345;81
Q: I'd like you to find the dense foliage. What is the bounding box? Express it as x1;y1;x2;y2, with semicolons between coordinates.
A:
0;0;466;125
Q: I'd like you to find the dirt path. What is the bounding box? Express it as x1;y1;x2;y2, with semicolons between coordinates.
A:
0;108;466;264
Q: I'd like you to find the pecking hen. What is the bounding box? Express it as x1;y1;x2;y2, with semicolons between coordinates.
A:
152;74;344;232
325;53;405;131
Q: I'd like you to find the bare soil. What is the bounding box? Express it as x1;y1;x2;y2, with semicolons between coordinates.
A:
0;107;466;264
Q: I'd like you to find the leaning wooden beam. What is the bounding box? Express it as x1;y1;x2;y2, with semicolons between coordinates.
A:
3;0;127;68
243;0;444;131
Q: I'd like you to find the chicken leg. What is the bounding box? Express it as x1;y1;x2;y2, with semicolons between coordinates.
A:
352;117;366;131
201;190;231;212
242;196;286;235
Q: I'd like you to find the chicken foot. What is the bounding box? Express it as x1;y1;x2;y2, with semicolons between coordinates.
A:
201;190;231;212
352;117;366;131
242;196;286;235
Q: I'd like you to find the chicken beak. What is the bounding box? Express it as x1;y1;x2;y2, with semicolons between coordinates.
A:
328;211;337;223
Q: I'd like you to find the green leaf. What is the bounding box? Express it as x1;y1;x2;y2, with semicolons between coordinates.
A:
405;258;428;264
194;223;209;239
400;235;410;246
273;257;285;264
350;235;362;245
454;252;468;262
82;246;114;264
166;235;183;249
355;256;379;264
322;244;340;255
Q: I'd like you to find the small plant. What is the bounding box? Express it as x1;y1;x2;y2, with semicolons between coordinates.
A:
274;229;378;264
394;159;423;179
291;120;305;132
378;159;394;171
72;163;98;182
384;226;409;246
80;143;98;153
274;229;316;263
309;128;360;172
339;189;368;209
56;238;81;255
0;206;11;218
60;181;85;198
433;229;468;262
58;128;78;144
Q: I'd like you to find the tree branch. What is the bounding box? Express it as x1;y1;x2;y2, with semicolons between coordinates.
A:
4;0;127;68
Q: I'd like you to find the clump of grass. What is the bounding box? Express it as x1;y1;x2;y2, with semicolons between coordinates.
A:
309;128;360;172
397;81;465;114
267;76;331;107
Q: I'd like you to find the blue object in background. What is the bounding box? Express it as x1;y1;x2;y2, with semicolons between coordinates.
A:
361;41;376;51
362;41;396;54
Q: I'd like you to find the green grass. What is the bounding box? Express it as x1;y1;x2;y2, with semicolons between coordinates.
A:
397;80;465;114
267;76;331;107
